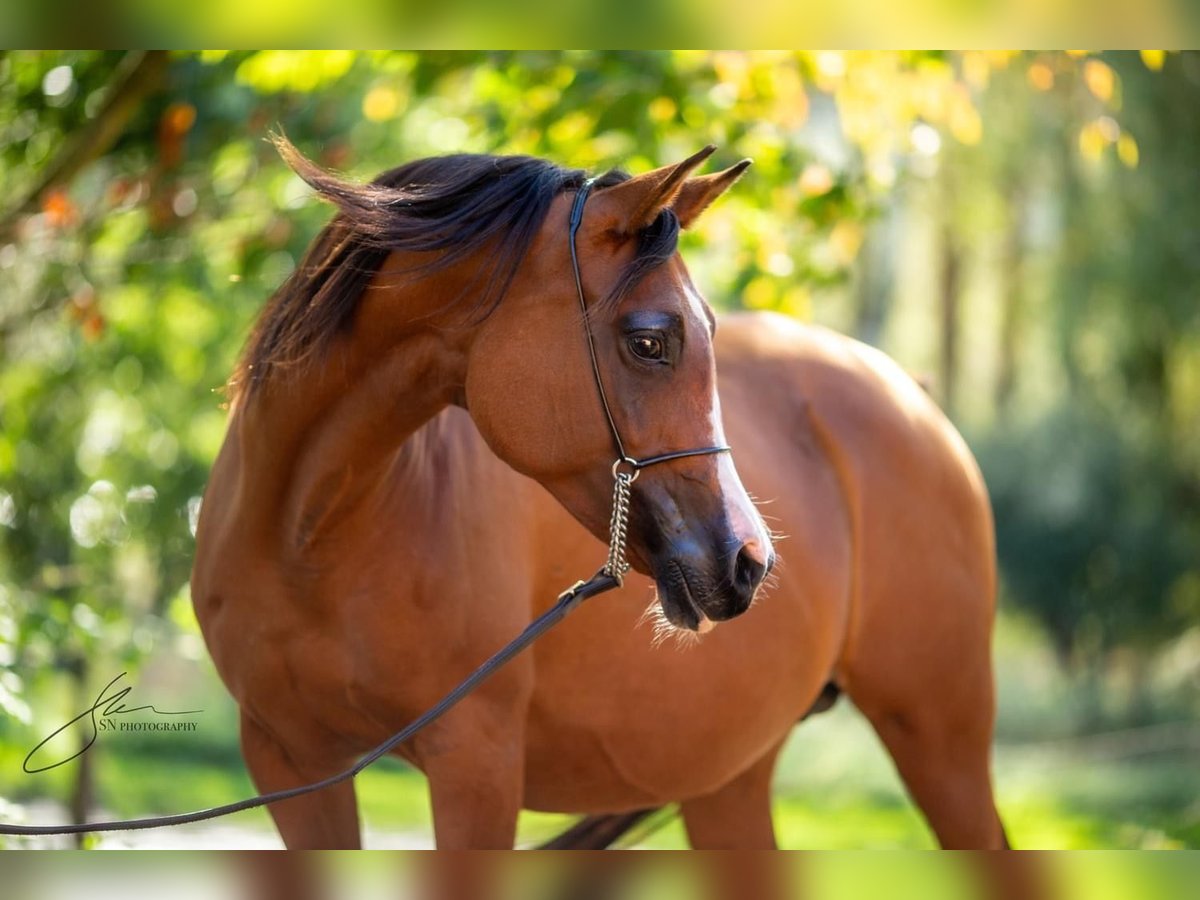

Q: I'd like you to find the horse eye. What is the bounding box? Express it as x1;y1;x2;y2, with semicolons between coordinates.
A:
628;335;665;361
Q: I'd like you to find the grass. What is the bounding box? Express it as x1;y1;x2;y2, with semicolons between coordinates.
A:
5;851;1198;900
6;699;1194;849
776;702;1200;849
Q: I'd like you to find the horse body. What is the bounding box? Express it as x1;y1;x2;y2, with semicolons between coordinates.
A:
194;308;1002;848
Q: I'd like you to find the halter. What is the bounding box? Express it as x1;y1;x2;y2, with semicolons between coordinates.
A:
568;179;730;583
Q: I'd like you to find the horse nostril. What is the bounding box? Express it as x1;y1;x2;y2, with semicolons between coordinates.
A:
733;543;769;602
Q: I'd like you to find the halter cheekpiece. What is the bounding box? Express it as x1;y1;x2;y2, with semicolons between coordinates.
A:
568;178;731;583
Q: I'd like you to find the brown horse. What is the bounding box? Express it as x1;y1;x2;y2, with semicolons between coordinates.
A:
192;141;1005;849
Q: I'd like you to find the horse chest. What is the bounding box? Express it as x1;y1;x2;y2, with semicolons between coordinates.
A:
519;590;829;811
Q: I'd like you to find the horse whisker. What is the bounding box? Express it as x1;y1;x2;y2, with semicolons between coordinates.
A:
639;595;704;651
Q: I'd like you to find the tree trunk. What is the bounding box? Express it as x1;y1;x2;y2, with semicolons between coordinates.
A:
938;218;962;417
994;187;1025;418
854;207;897;348
67;657;94;848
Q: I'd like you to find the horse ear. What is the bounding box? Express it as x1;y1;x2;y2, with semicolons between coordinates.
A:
593;146;717;235
672;159;752;229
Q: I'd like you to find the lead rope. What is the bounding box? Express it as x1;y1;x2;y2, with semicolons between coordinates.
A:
1;481;636;836
0;569;621;838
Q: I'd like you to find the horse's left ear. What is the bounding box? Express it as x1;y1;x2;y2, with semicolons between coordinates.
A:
672;159;753;229
592;146;717;236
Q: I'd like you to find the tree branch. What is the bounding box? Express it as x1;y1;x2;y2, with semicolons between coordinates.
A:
0;50;170;239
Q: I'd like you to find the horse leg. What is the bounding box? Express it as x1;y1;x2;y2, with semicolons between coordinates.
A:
861;700;1005;849
697;854;794;900
239;709;361;849
679;744;781;849
418;697;526;849
239;853;328;900
417;853;505;900
844;624;1007;849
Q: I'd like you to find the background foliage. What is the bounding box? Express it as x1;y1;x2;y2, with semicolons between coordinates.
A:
1;50;1197;848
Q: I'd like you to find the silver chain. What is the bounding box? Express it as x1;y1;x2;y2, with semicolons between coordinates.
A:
603;462;638;582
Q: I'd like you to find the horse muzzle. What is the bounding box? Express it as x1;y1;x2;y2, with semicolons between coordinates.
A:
648;536;773;631
624;454;775;631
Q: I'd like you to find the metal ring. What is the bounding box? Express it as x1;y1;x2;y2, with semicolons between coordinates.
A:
611;457;640;482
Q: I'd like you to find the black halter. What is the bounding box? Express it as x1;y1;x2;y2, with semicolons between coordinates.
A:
568;179;731;477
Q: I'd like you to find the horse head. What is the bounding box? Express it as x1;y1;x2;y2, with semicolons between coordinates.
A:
464;151;774;630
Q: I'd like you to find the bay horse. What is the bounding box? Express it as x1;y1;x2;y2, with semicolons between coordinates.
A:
191;140;1006;849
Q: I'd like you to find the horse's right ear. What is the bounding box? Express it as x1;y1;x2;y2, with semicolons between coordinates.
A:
591;146;717;236
672;159;752;229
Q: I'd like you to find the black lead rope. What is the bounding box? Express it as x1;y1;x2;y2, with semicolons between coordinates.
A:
0;573;619;837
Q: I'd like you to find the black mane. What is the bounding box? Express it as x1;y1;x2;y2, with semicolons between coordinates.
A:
232;138;680;398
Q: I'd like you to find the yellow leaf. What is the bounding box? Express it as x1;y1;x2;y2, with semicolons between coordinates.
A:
713;51;749;88
1140;50;1165;71
799;163;834;197
743;277;777;310
949;95;983;146
1027;61;1055;92
1078;122;1106;162
362;85;399;122
648;97;677;123
830;221;864;264
1117;132;1140;168
770;65;809;129
780;286;812;320
1084;60;1115;103
961;51;990;89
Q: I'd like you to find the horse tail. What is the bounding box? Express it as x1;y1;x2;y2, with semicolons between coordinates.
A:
802;681;842;720
536;808;660;849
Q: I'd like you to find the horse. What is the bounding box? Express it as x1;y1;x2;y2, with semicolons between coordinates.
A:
191;140;1006;849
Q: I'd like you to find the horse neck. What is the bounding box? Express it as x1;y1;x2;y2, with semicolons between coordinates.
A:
228;259;474;555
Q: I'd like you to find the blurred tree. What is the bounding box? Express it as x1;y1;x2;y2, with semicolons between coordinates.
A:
978;53;1200;691
0;53;1194;833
